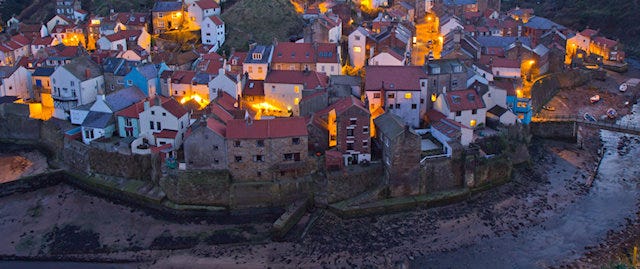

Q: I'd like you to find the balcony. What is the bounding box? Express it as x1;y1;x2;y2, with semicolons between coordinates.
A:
52;94;78;101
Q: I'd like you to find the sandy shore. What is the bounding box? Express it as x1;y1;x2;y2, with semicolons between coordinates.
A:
0;150;49;183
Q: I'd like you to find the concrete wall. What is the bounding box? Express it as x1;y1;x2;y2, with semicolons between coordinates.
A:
160;170;231;206
530;70;591;112
327;164;384;203
530;121;577;140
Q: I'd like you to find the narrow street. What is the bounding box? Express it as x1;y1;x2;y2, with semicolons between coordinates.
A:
411;14;442;66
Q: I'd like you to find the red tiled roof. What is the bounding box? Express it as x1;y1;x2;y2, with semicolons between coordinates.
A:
444;89;485;112
273;42;315;64
196;0;220;10
464;24;476;32
229;52;247;66
464;11;482;19
206;117;226;136
162;98;189;118
243;80;264;96
315;43;339;63
114;12;149;27
207;15;224;25
11;34;31;46
210;103;234;124
265;70;328;89
215;92;238;111
425;109;446;122
32;36;54;46
316;96;367;116
171;70;196;84
226;117;308;139
593;36;617;48
479;56;520;68
116;96;170;118
432;118;464;139
579;29;598;38
154;129;178;139
492;80;515;96
105;30;142;42
364;66;427;91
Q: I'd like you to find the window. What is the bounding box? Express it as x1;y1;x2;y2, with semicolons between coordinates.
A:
151;111;155;115
470;119;477;127
387;93;395;98
257;140;264;147
70;81;74;86
248;66;253;73
214;158;219;164
294;86;300;93
472;109;477;115
234;140;241;147
412;104;417;109
350;119;357;125
257;171;262;177
162;112;166;116
373;93;381;98
284;153;294;161
395;104;400;109
455;111;462;117
156;122;161;130
404;93;412;99
421;81;425;87
292;138;300;145
213;145;219;151
355;35;360;41
347;129;354;137
254;155;264;162
149;121;154;130
452;79;458;87
363;140;368;147
431;93;437;102
363;126;369;133
258;67;263;73
347;142;354;150
353;46;361;53
125;118;133;126
388;104;393;110
235;156;242;162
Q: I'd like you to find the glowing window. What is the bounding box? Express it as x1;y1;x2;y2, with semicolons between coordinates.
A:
294;86;300;93
404;93;412;99
353;46;362;53
470;119;477;127
294;98;299;105
431;93;437;102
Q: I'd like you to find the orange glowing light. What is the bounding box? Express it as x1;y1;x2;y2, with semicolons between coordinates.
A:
180;94;209;108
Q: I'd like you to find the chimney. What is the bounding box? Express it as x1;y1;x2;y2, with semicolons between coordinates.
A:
143;100;150;110
85;68;91;79
154;95;161;106
219;68;225;75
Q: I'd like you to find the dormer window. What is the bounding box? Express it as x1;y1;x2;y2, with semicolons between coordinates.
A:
252;53;262;60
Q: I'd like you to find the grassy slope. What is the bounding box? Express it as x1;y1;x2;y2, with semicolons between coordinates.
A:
221;0;304;52
503;0;640;58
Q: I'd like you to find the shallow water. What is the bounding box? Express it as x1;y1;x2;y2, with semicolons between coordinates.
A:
413;105;640;268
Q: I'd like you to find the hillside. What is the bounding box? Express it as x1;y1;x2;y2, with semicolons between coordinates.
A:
221;0;304;52
503;0;640;58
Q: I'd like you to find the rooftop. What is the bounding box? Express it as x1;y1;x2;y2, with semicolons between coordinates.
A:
226;117;308;139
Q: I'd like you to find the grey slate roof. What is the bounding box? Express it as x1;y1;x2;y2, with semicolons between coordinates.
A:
152;1;183;12
136;63;159;79
524;16;566;30
0;66;19;78
0;96;18;104
193;72;210;85
487;105;507;117
63;56;102;81
32;67;55;77
102;57;125;74
104;86;146;112
476;36;531;49
82;111;114;128
115;60;140;76
374;112;408;140
244;45;273;64
426;59;466;74
443;0;477;6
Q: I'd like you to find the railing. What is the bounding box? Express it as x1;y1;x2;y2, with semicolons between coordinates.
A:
532;114;640;135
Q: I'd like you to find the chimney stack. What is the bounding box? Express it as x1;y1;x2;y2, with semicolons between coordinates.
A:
85;68;91;79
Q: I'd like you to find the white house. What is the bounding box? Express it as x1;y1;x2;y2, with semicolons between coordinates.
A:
264;70;328;116
51;56;105;120
243;45;273;80
132;97;191;155
368;50;405;66
439;15;463;37
434;88;486;129
46;14;73;33
431;117;473;148
31;37;56;56
0;66;31;99
348;27;370;68
187;0;221;29
201;15;225;51
81;87;146;144
96;30;150;52
208;68;241;101
364;66;429;128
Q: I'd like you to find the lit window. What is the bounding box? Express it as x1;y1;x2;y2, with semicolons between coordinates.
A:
404;93;412;99
431;93;437;102
294;86;300;93
294;98;299;105
353;46;361;53
470;119;477;127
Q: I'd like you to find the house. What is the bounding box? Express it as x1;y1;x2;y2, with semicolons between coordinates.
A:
373;112;421;196
567;28;624;63
313;96;371;165
201;16;225;51
96;29;151;52
50;56;104;119
478;56;521;79
439;15;464;36
424;59;468;106
50;24;86;47
32;67;55;103
368;49;406;66
243;44;273;80
364;66;429;128
228;51;247;75
348;27;372;68
18;23;49;40
327;75;361;104
0;34;32;66
507;7;534;23
309;12;342;44
55;0;82;19
226;117;309;181
434;88;486;128
152;1;185;34
102;57;140;92
430;113;473;148
183;118;227;170
264;70;329;116
31;36;56;56
0;66;31;99
46;14;74;34
81;86;146;144
441;29;482;62
187;0;221;29
271;42;341;76
131;97;191;155
208;68;241;101
123;63;170;97
117;48;151;63
523;16;567;40
499;79;531;124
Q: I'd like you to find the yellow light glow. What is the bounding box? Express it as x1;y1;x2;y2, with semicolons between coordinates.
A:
431;93;437;102
294;97;300;105
294;86;300;93
528;60;535;65
516;89;523;98
404;93;412;99
180;94;209;108
91;19;101;25
438;36;443;42
353;46;362;53
427;16;432;21
470;119;477;127
289;0;304;14
173;12;182;18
